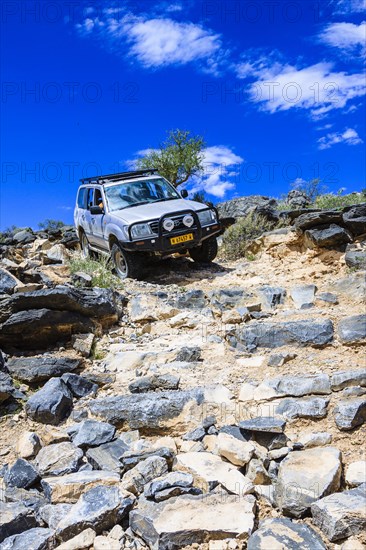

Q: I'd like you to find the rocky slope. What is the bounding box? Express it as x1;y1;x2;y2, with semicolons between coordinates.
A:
0;213;365;550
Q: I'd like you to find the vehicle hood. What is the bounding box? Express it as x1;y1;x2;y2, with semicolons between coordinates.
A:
110;199;209;224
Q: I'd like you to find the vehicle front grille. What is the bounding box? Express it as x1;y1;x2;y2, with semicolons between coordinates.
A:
149;215;197;235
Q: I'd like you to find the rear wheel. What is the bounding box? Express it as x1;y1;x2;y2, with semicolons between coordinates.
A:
80;231;90;259
189;237;218;263
111;244;143;280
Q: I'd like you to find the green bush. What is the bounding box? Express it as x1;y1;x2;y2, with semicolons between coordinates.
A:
68;253;123;289
38;219;65;231
220;213;285;260
313;191;365;210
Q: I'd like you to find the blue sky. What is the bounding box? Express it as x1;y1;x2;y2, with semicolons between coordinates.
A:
1;0;365;229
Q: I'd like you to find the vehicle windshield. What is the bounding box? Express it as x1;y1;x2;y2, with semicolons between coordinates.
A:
104;178;181;212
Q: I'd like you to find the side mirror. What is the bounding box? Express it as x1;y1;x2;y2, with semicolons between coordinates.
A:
181;189;188;198
90;206;104;215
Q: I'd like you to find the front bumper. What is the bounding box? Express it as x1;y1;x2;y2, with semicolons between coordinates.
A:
120;208;221;253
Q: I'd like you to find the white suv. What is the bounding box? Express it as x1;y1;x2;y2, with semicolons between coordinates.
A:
74;170;222;279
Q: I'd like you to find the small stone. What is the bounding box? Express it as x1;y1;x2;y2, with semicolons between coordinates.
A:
121;456;168;495
290;284;317;309
16;432;42;459
331;369;366;391
128;373;179;393
268;352;297;367
217;432;255;467
5;459;40;489
72;332;95;357
35;442;83;476
246;458;271;485
247;518;326;549
67;420;116;448
239;417;286;433
144;471;194;499
0;502;37;543
338;315;366;344
296;432;332;449
55;528;96;550
175;346;201;362
61;373;98;398
86;439;128;473
182;427;206;442
25;377;73;425
334;398;366;430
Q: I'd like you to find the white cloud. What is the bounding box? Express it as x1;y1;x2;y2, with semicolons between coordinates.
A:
317;128;363;149
319;21;366;55
330;0;366;14
76;11;224;73
191;146;244;198
237;59;366;118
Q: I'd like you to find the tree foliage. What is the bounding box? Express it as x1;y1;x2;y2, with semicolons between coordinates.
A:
136;129;206;187
38;219;65;231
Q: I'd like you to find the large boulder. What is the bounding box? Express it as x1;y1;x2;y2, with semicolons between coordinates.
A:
85;439;128;473
0;527;54;550
342;203;366;235
0;502;37;543
247;518;326;549
25;378;73;425
0;269;21;295
294;211;342;231
232;319;333;349
274;447;342;517
130;493;256;548
4;459;40;490
61;374;98;398
304;224;352;248
217;195;278;218
55;486;134;542
7;356;80;384
35;442;83;476
311;483;366;541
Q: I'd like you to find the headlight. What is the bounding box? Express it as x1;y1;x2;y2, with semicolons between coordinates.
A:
130;223;153;239
197;209;217;226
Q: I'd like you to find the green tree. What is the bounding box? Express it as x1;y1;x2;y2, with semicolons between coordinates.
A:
136;129;206;187
38;219;65;231
291;178;327;202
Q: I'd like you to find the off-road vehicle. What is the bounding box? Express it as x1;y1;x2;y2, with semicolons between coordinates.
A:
74;169;222;279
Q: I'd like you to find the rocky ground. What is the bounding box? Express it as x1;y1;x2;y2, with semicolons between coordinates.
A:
0;206;365;550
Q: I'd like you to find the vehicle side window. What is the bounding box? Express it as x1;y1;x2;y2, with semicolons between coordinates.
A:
94;189;103;206
77;188;87;209
86;188;94;210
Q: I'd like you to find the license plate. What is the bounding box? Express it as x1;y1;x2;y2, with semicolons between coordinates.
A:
170;233;194;245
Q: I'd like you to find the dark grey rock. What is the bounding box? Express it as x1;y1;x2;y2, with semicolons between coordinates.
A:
247;518;326;549
331;369;366;391
234;319;333;349
304;224;352;248
61;373;98;398
0;349;6;371
55;486;134;541
1;486;46;512
144;471;194;500
88;388;204;430
7;357;80;384
257;286;286;310
0;527;54;550
294;211;342;231
0;502;37;543
342;203;366;236
86;439;128;472
274;397;329;420
0;372;16;404
342;386;366;397
175;346;201;362
217;195;278;219
0;269;19;295
25;378;73;425
173;289;207;310
67;420;116;448
38;504;72;530
268;353;296;367
35;442;83;477
209;288;253;310
311;483;366;541
338;314;366;344
286;190;311;209
128;374;179;394
345;243;366;269
152;485;201;502
239;417;286;433
12;230;35;244
202;416;216;429
334;398;366;430
121;447;174;471
259;373;331;398
182;427;205;441
251;432;288;451
5;459;39;490
316;292;338;304
219;425;249;442
122;456;168;494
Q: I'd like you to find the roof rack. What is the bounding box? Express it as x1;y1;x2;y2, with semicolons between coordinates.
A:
79;169;159;185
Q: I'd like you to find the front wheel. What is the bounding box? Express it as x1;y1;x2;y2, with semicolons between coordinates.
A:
111;244;143;280
80;231;91;259
189;237;218;263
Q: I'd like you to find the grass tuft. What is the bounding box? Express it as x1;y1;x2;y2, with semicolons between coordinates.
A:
68;253;123;289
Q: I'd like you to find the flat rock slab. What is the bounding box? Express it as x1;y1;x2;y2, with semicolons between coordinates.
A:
129;374;180;394
173;452;253;495
243;373;331;402
274;397;329;420
7;357;80;384
35;442;83;477
41;471;120;504
247;518;326;549
0;527;54;550
88;388;205;431
56;486;134;542
0;502;37;543
304;224;352;248
239;417;286;433
311;483;366;541
275;447;342;517
234;319;333;349
25;378;73;425
130;493;256;549
338;315;366;344
334;398;366;430
331;369;366;391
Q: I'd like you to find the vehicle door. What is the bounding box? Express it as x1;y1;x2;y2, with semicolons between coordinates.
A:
84;187;96;245
91;187;106;248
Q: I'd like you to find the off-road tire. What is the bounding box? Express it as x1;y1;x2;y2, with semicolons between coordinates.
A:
79;230;91;259
111;244;142;280
189;237;218;263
